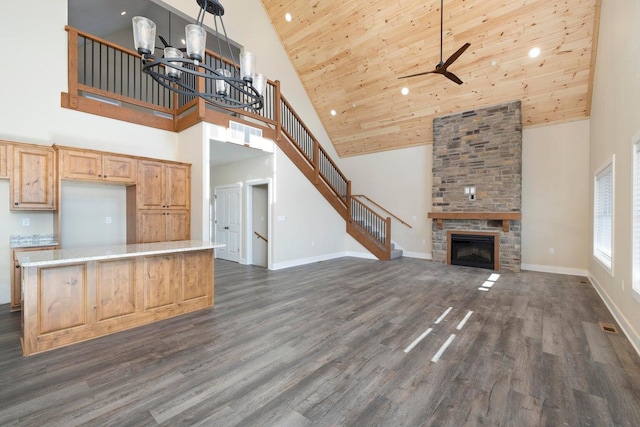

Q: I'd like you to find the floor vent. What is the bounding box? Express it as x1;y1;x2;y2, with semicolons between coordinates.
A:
599;322;620;334
579;279;588;284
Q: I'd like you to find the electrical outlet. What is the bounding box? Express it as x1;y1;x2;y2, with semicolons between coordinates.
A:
105;217;112;224
622;280;625;291
311;241;315;247
22;218;30;226
549;248;555;254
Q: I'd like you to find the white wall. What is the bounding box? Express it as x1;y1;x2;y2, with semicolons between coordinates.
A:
340;145;433;258
588;0;640;350
521;120;591;275
60;182;127;248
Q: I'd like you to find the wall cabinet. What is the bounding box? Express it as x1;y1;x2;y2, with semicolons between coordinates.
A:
128;160;191;244
11;245;59;312
137;160;190;210
59;148;137;184
11;144;56;210
0;140;11;178
136;209;190;243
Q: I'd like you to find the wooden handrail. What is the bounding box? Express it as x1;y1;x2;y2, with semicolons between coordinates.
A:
254;231;268;243
353;194;412;228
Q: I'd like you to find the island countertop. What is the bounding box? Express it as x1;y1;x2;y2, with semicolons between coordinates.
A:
16;240;225;267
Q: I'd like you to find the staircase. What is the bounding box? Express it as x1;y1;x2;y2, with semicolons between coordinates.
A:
61;26;402;261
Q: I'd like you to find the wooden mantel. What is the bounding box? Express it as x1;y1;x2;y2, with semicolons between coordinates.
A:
427;212;522;232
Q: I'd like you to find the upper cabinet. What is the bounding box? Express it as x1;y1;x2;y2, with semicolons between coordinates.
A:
58;147;137;184
11;144;56;210
137;160;190;210
0;140;11;178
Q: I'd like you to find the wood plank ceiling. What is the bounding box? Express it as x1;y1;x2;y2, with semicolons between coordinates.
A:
259;0;601;157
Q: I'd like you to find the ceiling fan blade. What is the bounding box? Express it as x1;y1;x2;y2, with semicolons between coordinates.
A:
441;42;471;69
159;35;170;48
443;71;464;85
397;69;437;80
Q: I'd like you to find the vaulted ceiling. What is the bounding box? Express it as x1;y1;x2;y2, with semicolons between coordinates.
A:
260;0;601;157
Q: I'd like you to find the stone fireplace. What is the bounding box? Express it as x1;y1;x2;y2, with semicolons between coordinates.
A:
429;100;522;272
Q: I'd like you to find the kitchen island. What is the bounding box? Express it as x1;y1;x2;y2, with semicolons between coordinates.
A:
18;240;223;356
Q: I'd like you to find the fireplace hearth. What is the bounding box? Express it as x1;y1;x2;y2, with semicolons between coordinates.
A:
448;231;498;270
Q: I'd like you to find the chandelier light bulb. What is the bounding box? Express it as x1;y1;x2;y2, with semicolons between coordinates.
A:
186;24;206;61
132;16;156;55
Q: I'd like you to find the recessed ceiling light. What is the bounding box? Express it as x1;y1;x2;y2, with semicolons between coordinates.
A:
285;13;292;22
330;109;337;116
120;11;127;16
528;47;541;58
401;87;409;96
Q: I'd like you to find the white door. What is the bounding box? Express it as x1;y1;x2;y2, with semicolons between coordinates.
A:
215;185;241;262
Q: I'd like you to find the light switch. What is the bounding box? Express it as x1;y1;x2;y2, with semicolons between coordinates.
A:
22;218;30;226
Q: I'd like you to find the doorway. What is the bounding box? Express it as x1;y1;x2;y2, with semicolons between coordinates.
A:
247;180;270;268
214;184;241;262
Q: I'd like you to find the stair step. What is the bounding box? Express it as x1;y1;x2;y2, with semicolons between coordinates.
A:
390;248;403;260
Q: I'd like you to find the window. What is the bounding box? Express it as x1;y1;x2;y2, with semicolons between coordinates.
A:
594;156;614;273
634;138;640;296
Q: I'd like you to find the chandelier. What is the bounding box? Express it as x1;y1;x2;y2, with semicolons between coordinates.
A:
132;0;265;111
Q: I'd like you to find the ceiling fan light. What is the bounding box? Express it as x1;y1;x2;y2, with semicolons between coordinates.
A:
132;16;156;55
164;47;183;80
240;52;256;83
186;24;206;61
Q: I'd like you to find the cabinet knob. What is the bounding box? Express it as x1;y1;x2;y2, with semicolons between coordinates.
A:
104;175;107;178
14;202;18;206
98;174;102;177
16;265;20;268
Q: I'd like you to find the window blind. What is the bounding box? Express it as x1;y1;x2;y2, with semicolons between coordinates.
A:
594;160;613;270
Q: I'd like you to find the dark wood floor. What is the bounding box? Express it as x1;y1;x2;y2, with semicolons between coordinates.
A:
1;257;639;426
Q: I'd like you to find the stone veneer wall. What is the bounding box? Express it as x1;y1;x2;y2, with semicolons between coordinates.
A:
431;100;522;271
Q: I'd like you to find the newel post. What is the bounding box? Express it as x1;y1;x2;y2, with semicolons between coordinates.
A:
65;26;79;109
346;180;352;221
196;73;206;120
385;217;392;256
274;80;282;142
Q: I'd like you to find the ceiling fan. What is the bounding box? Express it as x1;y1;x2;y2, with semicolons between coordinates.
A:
157;35;187;53
398;0;470;85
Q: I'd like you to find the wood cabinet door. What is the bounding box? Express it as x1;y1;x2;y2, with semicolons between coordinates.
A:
142;254;179;310
181;250;213;303
95;258;137;321
137;160;165;209
167;210;190;241
165;163;190;210
137;210;167;243
11;146;56;210
0;141;10;178
60;149;102;181
11;246;59;312
38;264;88;334
103;155;137;184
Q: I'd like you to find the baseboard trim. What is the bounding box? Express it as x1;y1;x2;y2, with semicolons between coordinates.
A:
271;251;371;270
402;251;432;260
588;274;640;357
521;263;588;277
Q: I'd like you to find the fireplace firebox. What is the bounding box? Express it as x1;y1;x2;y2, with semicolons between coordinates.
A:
448;231;499;270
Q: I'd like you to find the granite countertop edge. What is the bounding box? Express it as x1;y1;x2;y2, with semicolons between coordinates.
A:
16;240;224;267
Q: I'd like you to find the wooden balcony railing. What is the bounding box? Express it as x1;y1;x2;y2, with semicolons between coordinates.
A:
62;25;394;260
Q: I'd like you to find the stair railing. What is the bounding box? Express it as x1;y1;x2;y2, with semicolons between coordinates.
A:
352;194;412;228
